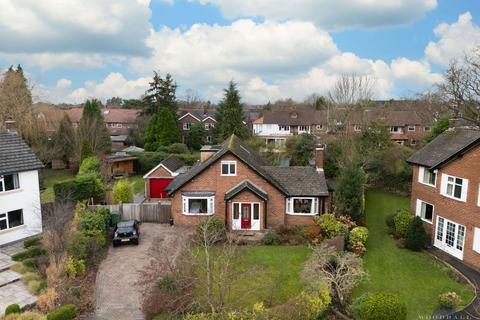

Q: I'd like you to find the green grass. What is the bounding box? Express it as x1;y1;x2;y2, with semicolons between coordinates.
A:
354;190;475;319
124;175;145;195
40;169;75;203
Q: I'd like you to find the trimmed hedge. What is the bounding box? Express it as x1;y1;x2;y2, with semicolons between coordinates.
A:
130;151;199;174
5;303;21;315
11;247;47;261
54;174;105;202
352;293;407;320
47;304;77;320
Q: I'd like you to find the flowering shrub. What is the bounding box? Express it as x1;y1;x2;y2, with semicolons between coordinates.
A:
439;292;462;309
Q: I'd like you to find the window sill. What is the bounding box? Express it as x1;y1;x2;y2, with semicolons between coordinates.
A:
221;174;237;177
286;212;317;216
420;217;433;225
440;193;466;203
0;224;26;235
418;182;436;188
0;189;23;196
182;212;214;216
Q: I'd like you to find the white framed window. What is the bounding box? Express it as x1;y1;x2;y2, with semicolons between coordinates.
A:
0;209;24;231
286;197;318;215
279;125;290;131
204;123;214;130
416;199;434;224
441;174;468;202
418;167;436;187
205;136;212;143
298;125;310;133
354;125;362;132
408;125;416;131
183;123;192;130
316;124;323;130
473;227;480;253
0;174;20;193
424;126;431;132
221;161;236;176
182;196;214;215
390;126;401;133
410;139;417;146
110;123;123;128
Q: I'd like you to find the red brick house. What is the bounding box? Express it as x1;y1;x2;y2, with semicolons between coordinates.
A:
407;127;480;268
178;111;217;144
166;135;330;231
143;156;187;199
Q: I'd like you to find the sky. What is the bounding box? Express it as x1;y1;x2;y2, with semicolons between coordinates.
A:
0;0;479;105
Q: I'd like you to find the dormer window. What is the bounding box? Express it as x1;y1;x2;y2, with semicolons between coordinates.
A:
290;112;298;119
221;161;237;176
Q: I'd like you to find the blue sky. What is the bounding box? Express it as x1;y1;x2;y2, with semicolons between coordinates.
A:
0;0;479;104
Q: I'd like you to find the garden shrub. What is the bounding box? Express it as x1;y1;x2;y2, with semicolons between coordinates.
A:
196;217;226;243
27;279;47;295
405;216;428;251
314;214;346;239
337;215;357;230
3;311;46;320
167;143;189;154
385;213;396;231
66;231;91;260
53;179;77;202
349;226;369;250
24;237;42;248
63;256;86;279
112;179;133;204
303;225;322;242
69;287;83;299
47;304;77;320
12;247;47;261
10;262;31;274
439;292;462;309
5;304;20;315
22;258;38;269
262;231;281;245
74;174;105;201
78;156;101;177
393;210;414;237
79;208;109;234
352;292;407;320
294;289;331;320
37;288;58;313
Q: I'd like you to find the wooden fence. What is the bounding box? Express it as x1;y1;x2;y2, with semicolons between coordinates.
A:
89;202;172;223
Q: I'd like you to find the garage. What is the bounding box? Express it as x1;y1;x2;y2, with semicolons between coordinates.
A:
143;156;187;199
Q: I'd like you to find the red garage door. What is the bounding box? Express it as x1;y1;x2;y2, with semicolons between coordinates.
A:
149;178;173;198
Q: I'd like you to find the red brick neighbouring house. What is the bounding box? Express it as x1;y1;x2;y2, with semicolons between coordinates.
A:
166;135;330;231
143;156;187;199
178;111;217;144
407;127;480;269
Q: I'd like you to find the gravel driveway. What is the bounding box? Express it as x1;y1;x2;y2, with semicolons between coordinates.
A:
93;223;192;320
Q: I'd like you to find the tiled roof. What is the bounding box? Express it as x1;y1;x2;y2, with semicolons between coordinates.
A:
178;110;216;122
259;110;316;126
65;108;141;123
0;132;44;175
407;128;480;169
262;166;329;196
225;180;269;200
161;156;186;173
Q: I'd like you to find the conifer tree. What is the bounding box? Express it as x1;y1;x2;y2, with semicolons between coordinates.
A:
214;81;249;141
144;107;181;151
144;72;178;116
78;99;111;156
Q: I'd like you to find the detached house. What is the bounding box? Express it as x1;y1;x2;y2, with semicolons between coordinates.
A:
408;127;480;268
178;111;217;144
0;132;44;246
166;135;330;231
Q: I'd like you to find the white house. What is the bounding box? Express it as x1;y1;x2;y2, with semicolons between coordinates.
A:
0;132;44;246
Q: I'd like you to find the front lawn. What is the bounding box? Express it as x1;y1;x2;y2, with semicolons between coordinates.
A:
40;169;75;203
354;190;475;319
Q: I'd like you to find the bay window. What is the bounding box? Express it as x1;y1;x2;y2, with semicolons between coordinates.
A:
286;197;318;215
0;173;20;193
0;209;24;231
182;196;215;215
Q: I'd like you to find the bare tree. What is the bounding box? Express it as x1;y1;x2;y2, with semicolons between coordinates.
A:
302;244;367;310
328;74;375;107
437;47;480;126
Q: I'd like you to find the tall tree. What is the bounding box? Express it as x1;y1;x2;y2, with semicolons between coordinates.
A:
186;124;206;150
144;107;181;151
53;115;77;167
144;72;178;116
214;81;249;141
78;99;111;156
286;134;316;166
335;163;367;224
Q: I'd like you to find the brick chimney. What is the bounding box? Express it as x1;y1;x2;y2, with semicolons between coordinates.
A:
200;145;221;162
315;144;325;171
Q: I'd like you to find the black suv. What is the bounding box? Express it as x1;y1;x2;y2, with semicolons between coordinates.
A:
113;220;140;247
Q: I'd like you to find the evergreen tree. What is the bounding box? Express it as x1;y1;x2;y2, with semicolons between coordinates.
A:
405;216;428;251
78;99;111;156
214;81;249;141
335;163;367;223
80;139;94;163
425;116;450;143
186;124;206;150
143;108;181;151
144;72;177;116
53;115;76;167
287;134;316;166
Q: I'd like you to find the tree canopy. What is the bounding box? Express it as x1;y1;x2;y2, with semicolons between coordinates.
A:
78;99;111;156
144;72;178;116
214;81;249;141
186;124;206;150
286;134;316;166
144;107;181;151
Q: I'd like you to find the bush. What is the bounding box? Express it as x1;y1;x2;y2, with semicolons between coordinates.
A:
352;293;407;320
112;179;134;204
196;217;226;243
294;289;331;320
74;174;105;201
303;225;322;242
37;288;58;313
66;231;91;260
24;237;42;248
393;210;414;237
63;256;85;278
79;208;109;234
47;304;77;320
349;227;369;249
405;216;428;251
439;292;462;309
314;214;346;239
3;311;46;320
262;231;281;245
53;179;77;202
5;304;21;315
78;156;101;177
167;143;189;154
22;258;38;269
385;213;396;231
12;247;47;261
10;262;31;274
28;279;47;295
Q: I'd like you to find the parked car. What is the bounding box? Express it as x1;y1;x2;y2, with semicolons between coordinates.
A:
113;220;140;247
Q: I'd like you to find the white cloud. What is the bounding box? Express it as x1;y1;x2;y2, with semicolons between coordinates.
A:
390;57;442;87
0;0;151;56
56;79;72;89
425;12;480;66
194;0;437;30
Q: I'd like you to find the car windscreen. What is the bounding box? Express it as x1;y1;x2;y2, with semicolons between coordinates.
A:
117;227;133;233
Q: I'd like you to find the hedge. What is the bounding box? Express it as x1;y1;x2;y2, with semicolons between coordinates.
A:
54;175;105;202
47;304;77;320
12;247;47;261
129;151;199;174
5;304;20;315
352;293;407;320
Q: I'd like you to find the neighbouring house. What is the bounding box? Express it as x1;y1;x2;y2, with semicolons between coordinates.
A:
178;111;217;144
166;135;330;231
0;132;44;245
407;126;480;268
143;156;187;199
104;152;138;179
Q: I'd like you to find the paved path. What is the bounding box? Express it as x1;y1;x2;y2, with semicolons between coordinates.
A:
430;247;480;319
94;223;192;320
0;242;37;314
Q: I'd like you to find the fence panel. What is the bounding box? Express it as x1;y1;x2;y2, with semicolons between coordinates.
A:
89;203;171;223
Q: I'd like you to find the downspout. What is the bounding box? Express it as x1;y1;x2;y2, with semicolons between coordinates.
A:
225;200;229;230
264;201;268;230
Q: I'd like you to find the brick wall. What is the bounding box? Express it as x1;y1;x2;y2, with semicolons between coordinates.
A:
410;145;480;269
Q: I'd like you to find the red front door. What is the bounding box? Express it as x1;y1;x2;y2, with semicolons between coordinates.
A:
149;178;173;198
241;204;251;229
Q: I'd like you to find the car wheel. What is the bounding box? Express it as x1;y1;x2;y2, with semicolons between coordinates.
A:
134;239;139;245
113;242;118;247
